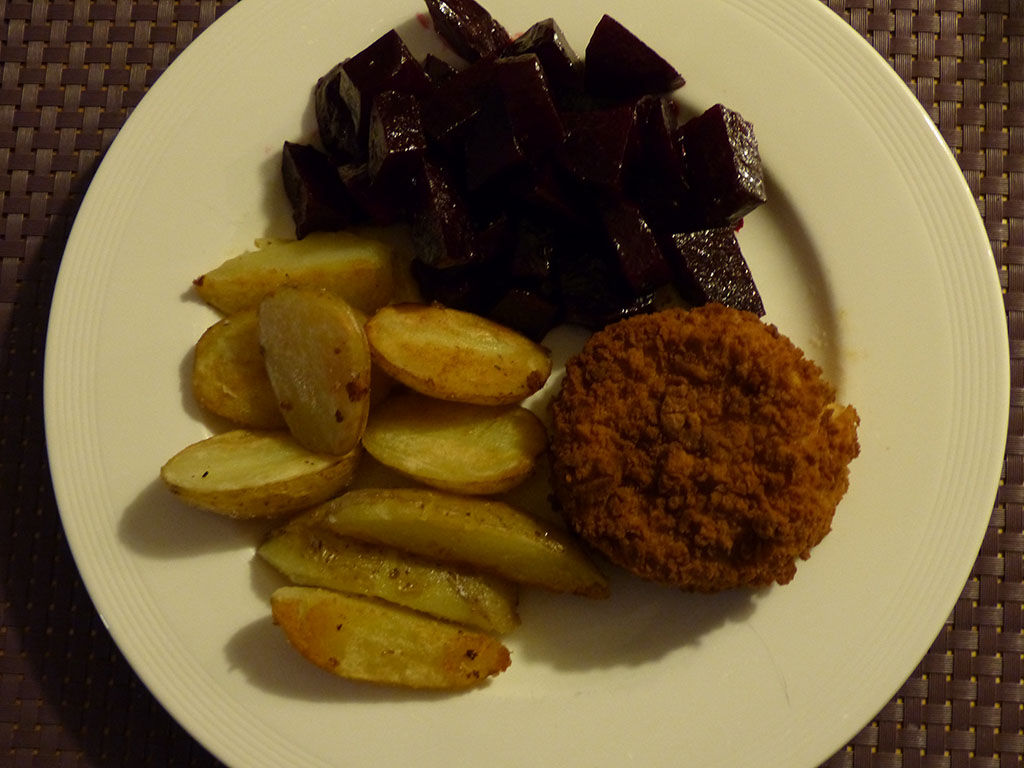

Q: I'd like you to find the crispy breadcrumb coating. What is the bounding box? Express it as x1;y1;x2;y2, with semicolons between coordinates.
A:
550;304;859;591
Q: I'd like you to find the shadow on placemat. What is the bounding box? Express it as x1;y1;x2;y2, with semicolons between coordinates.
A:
0;163;225;768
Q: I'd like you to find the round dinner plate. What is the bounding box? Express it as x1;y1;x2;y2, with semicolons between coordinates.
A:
43;0;1009;766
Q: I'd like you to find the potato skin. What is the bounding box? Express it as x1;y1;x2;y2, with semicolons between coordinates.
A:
365;303;552;405
360;392;548;495
191;309;286;429
270;586;511;689
159;429;360;518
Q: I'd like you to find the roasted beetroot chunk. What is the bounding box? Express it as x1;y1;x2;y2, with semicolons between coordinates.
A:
338;162;405;225
487;287;561;341
558;105;637;191
600;202;674;296
281;142;355;238
584;15;685;100
495;55;565;157
501;18;582;105
314;62;360;164
367;90;428;196
664;227;765;316
422;53;459;85
678;103;767;226
425;0;511;61
337;30;434;146
409;159;483;269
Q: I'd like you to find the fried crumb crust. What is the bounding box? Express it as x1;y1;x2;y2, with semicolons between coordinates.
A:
550;304;860;591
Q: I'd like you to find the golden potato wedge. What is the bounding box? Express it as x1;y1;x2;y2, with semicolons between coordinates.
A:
160;429;360;518
258;521;520;634
319;488;609;598
365;303;551;404
259;287;371;455
270;586;511;689
193;232;395;315
361;392;547;494
191;308;285;429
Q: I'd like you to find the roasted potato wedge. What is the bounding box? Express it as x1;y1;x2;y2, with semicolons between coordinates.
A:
259;287;371;455
160;429;360;518
193;232;395;315
270;586;511;689
361;392;547;494
191;308;285;428
365;303;552;404
319;488;609;598
258;521;520;634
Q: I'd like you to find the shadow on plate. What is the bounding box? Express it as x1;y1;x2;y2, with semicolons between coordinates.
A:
511;566;757;672
118;477;269;558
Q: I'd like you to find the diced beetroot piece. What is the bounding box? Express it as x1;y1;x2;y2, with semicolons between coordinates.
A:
556;242;657;330
511;162;590;224
677;103;766;226
422;53;459;85
584;15;685;100
314;62;360;163
281;142;356;239
600;202;674;296
462;98;528;193
507;217;558;287
495;54;564;157
368;90;428;193
558;104;637;190
501;18;582;104
338;162;405;225
625;95;687;201
425;0;511;62
487;287;561;341
410;159;482;268
410;258;503;314
338;30;434;147
420;57;498;153
664;227;764;316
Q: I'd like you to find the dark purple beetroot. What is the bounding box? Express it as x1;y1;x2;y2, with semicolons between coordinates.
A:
367;90;428;194
338;162;405;225
556;240;657;330
677;103;766;226
462;97;528;193
625;95;687;201
664;227;764;316
558;104;637;191
410;258;503;313
338;30;434;147
420;57;499;154
409;159;483;269
501;18;581;104
584;15;684;100
422;53;459;85
600;202;674;296
281;141;356;239
425;0;511;61
487;287;561;341
314;62;360;163
495;54;564;157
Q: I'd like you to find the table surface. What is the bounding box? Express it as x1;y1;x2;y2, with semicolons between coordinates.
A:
2;1;1022;766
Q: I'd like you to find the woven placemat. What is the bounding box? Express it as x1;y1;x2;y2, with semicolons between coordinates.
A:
1;1;1019;766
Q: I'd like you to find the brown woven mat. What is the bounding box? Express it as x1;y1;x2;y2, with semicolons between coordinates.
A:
1;1;1019;766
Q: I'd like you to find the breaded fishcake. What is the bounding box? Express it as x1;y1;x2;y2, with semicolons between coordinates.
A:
550;304;859;591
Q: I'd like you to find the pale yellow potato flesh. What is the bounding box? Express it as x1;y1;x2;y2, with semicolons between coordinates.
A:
193;231;395;316
191;309;285;429
159;429;359;518
259;287;371;455
318;487;609;598
258;521;520;634
270;586;511;689
361;392;547;494
365;303;552;405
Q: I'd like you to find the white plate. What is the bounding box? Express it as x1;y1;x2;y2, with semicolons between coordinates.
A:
44;0;1008;766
